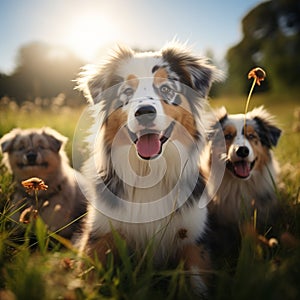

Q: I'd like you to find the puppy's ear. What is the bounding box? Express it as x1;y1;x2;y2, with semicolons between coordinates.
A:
215;106;228;123
248;106;281;148
162;43;224;98
42;127;68;153
207;106;228;140
76;45;132;104
185;60;223;98
0;128;21;153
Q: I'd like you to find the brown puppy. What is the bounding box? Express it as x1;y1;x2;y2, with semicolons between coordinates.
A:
0;127;87;240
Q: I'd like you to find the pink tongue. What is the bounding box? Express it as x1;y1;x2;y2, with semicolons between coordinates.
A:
234;161;250;178
136;134;161;158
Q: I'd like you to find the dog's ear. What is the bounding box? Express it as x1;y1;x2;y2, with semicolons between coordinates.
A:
184;60;223;98
207;106;228;140
76;45;133;104
162;43;224;98
248;106;281;148
215;106;228;123
0;128;21;153
42;127;68;153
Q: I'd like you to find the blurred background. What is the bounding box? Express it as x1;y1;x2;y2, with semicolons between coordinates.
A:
0;0;299;164
0;0;299;105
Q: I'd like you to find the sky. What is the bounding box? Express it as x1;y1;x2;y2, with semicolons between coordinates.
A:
0;0;262;74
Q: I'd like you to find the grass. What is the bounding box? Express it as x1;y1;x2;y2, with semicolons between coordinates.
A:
0;93;299;299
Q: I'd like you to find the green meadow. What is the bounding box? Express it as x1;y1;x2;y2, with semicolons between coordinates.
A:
0;92;299;299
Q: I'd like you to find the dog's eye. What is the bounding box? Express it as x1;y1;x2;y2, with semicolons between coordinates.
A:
123;88;134;98
160;85;176;103
247;133;256;140
160;85;170;94
17;145;25;151
224;133;234;140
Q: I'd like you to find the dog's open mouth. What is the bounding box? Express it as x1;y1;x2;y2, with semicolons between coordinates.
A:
127;122;175;160
226;160;256;179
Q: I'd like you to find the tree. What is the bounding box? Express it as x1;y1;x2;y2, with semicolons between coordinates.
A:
0;42;85;105
225;0;300;94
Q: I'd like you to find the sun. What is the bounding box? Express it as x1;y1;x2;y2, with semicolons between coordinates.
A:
66;14;117;61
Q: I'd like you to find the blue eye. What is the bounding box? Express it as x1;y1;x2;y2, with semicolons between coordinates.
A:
160;85;176;103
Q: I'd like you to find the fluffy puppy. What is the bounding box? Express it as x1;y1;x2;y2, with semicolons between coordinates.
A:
202;106;281;231
76;43;221;295
0;127;87;239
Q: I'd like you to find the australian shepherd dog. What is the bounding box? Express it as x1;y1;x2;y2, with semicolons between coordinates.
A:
75;43;221;294
202;106;281;244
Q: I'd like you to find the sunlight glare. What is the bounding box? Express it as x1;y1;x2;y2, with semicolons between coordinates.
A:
66;14;117;61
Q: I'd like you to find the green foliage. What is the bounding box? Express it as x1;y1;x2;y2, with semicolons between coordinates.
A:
0;97;299;299
225;0;300;95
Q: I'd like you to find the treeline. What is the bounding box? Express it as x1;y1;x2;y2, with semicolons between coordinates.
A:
0;42;85;106
0;0;299;105
225;0;300;94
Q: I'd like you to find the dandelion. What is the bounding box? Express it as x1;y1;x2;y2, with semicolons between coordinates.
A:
244;67;266;130
21;177;48;214
21;177;48;193
248;67;266;86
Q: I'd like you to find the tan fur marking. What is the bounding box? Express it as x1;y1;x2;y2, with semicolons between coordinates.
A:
162;101;197;139
180;243;211;286
244;125;271;171
153;68;169;86
104;110;128;146
244;125;259;145
223;125;236;149
126;74;139;90
251;140;270;171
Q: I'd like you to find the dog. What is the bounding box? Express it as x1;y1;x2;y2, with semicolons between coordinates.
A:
0;127;87;240
75;42;221;295
202;106;281;237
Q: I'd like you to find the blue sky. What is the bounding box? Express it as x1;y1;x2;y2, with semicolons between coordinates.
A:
0;0;262;74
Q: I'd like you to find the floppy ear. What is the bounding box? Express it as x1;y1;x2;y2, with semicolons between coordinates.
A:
42;127;68;153
254;117;281;147
0;128;21;153
185;59;223;98
249;106;281;148
76;45;133;104
162;43;224;98
207;106;228;141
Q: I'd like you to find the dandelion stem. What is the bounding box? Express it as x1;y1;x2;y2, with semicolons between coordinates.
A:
244;78;256;129
34;190;38;209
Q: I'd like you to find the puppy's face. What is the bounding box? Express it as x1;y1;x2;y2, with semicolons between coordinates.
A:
78;44;220;160
108;69;198;160
214;107;281;179
1;128;66;182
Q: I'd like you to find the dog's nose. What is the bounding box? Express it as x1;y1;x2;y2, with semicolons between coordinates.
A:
236;146;249;158
26;152;37;164
135;105;157;125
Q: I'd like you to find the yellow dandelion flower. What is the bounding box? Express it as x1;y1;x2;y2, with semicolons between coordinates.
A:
21;177;48;193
